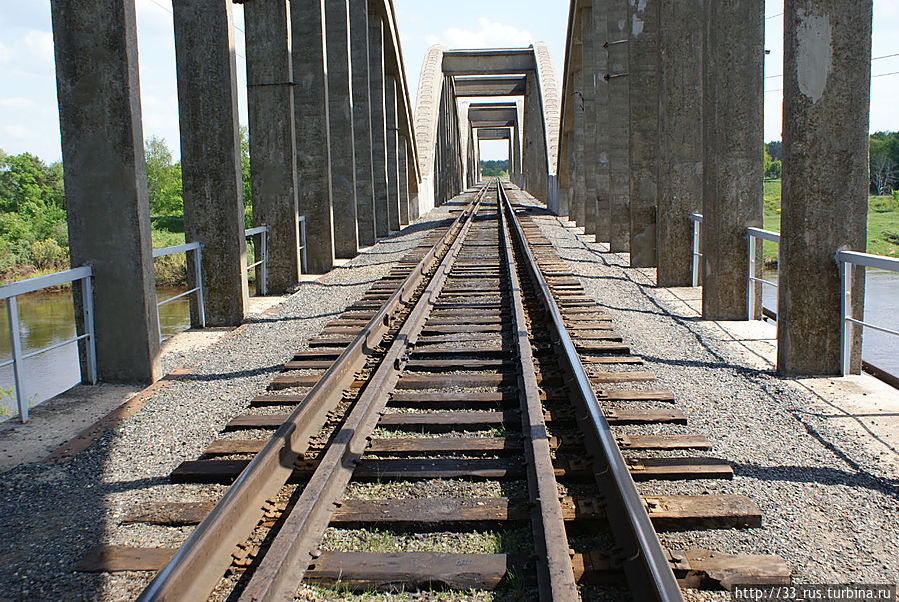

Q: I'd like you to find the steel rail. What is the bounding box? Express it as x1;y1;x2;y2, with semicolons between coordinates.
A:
138;184;489;602
498;183;685;602
237;186;486;601
497;185;579;600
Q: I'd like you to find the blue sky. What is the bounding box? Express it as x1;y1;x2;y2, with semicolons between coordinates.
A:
1;0;897;162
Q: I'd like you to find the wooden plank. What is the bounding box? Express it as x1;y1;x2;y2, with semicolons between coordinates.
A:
354;458;523;480
122;501;216;526
599;389;675;402
204;439;266;455
605;408;687;424
377;411;517;431
409;346;505;356
624;457;733;481
571;333;623;343
575;343;631;354
580;356;643;365
404;359;513;371
330;497;529;525
414;333;507;345
425;317;504;325
421;324;504;334
644;495;762;530
669;549;791;589
225;415;286;430
588;371;656;383
395;374;514;389
250;394;305;406
366;436;521;455
283;360;334;370
75;545;175;572
616;434;711;450
388;391;517;408
293;350;344;360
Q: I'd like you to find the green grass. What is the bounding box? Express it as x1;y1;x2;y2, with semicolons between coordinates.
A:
761;179;899;265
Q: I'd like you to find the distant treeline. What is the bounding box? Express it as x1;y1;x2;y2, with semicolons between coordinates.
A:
480;159;509;177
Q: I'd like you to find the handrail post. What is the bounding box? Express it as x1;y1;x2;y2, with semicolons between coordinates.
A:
298;216;307;274
7;296;28;422
81;275;98;384
691;218;700;287
195;246;206;328
747;231;755;321
839;255;851;376
259;227;268;296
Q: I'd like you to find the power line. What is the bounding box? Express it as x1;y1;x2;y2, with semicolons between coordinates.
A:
766;12;783;20
765;69;899;93
146;0;245;37
764;52;899;81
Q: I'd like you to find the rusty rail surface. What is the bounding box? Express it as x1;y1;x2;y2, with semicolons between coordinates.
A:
137;185;489;601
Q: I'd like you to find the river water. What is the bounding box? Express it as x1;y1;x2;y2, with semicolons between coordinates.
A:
1;273;896;417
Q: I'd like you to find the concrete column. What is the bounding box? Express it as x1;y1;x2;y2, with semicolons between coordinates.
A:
702;0;764;319
384;73;401;232
606;0;630;252
592;1;611;243
50;0;161;383
349;0;376;247
558;130;571;216
581;7;598;239
777;0;872;375
245;0;300;294
627;0;659;267
398;134;410;225
324;0;358;258
657;0;703;286
173;0;248;325
571;63;586;227
368;15;390;238
291;0;335;273
512;127;522;188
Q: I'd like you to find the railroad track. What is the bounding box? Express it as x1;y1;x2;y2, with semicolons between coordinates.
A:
78;182;790;600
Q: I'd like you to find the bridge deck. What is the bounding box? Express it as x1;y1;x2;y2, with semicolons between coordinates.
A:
0;187;896;599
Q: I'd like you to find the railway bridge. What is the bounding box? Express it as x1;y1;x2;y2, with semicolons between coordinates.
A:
2;0;893;601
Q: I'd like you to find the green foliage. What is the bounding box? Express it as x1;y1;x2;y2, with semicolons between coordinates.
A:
763;146;782;180
480;159;509;178
145;136;183;216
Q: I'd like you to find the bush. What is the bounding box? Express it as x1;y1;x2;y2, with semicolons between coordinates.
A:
29;239;68;270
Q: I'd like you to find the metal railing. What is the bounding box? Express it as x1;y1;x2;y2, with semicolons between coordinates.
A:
152;242;205;342
689;213;702;287
298;215;307;274
746;226;780;321
836;250;899;376
0;267;97;422
245;225;268;296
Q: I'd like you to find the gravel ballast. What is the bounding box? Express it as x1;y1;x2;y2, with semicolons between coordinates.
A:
0;205;456;601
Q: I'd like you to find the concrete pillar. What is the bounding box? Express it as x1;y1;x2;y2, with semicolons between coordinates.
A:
592;1;611;243
627;0;659;267
656;0;703;286
558;130;571;216
512;127;522;188
777;0;872;375
324;0;358;258
384;74;401;231
581;7;598;239
702;0;764;319
291;0;335;273
173;0;248;325
50;0;161;383
606;0;630;252
245;0;300;294
368;15;389;238
398;134;410;225
349;0;376;247
571;62;586;227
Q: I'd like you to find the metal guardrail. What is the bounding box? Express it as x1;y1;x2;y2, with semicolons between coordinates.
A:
245;225;268;296
746;226;780;321
836;249;899;376
298;215;307;274
152;241;205;342
689;213;702;287
0;266;97;422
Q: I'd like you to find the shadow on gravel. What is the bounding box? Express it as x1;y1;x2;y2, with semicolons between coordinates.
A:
246;309;345;324
731;461;899;499
181;364;284;383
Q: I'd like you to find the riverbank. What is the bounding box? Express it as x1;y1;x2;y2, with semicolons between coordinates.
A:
762;179;899;266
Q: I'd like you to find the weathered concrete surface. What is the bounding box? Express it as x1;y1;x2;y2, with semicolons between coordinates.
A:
368;14;389;239
325;0;358;259
51;0;161;383
657;0;703;287
778;0;872;376
523;71;549;204
173;0;248;325
702;0;764;320
512;125;522;188
398;134;410;225
349;0;376;247
606;0;630;252
245;0;300;293
581;7;598;239
384;74;401;231
291;0;334;273
627;0;659;267
591;0;610;243
571;62;586;227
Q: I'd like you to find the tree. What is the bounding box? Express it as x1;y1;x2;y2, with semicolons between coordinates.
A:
871;155;897;195
144;136;183;215
763;146;781;180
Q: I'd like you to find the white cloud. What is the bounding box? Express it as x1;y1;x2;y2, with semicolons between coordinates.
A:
0;41;11;65
0;97;35;109
23;29;53;64
426;17;535;51
2;124;33;139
